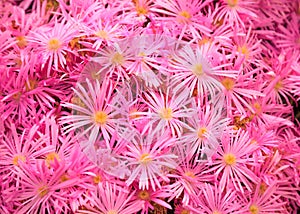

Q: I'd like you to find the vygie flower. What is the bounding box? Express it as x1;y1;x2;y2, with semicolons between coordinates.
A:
206;130;260;193
27;19;78;76
124;133;178;190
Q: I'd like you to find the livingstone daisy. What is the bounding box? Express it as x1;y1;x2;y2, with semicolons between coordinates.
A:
124;133;178;190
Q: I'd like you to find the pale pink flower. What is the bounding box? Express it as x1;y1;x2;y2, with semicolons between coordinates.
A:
80;182;143;214
124;133;178;190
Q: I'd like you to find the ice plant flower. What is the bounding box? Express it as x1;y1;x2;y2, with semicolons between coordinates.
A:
80;182;143;214
27;19;78;76
124;133;178;190
206;130;260;193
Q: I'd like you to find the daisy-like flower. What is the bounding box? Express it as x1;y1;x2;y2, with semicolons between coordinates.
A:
60;79;125;147
152;0;213;39
124;133;178;190
166;150;212;205
5;160;81;214
27;18;78;76
206;130;260;193
215;0;260;27
189;183;242;214
217;74;264;116
133;87;195;137
239;182;287;214
126;34;167;88
79;182;143;214
0;123;53;182
92;38;134;83
168;43;238;100
180;102;229;158
275;14;300;52
131;183;172;214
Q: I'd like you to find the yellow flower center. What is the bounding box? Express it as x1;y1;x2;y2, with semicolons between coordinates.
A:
274;80;283;91
94;111;108;125
249;204;259;214
12;155;26;166
16;36;27;48
37;185;48;197
95;30;108;39
259;182;267;194
48;38;61;51
159;107;173;120
221;78;235;90
136;6;148;15
184;171;196;179
181;210;190;214
138;190;150;200
223;153;236;165
238;45;249;59
93;175;102;184
179;11;191;19
25;79;38;91
197;127;207;139
139;153;152;165
228;0;239;7
213;211;221;214
192;64;204;77
45;152;60;167
107;210;118;214
12;92;22;101
253;102;262;114
111;52;124;65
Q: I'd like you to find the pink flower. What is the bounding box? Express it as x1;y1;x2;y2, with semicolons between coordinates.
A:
80;182;143;214
124;133;178;190
133;87;195;137
207;130;260;193
27;18;78;76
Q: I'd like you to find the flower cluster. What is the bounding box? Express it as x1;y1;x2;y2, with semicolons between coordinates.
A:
0;0;300;213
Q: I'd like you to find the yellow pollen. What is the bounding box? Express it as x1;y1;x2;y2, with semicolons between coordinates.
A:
136;6;148;15
184;171;196;179
12;155;26;166
94;111;108;125
95;30;108;39
213;211;221;214
37;185;48;197
60;174;69;182
249;204;259;214
16;36;27;48
159;107;173;120
221;78;235;90
107;210;118;214
48;38;61;51
138;190;150;200
192;64;204;77
45;152;60;167
179;11;191;19
93;175;102;184
139;153;152;164
12;92;22;101
228;0;239;7
250;139;257;144
259;182;267;194
198;37;211;46
274;80;283;91
197;127;207;139
111;52;124;65
181;210;190;214
25;79;38;91
253;102;262;114
238;45;249;58
223;153;236;165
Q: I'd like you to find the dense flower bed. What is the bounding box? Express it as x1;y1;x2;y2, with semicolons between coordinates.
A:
0;0;300;213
